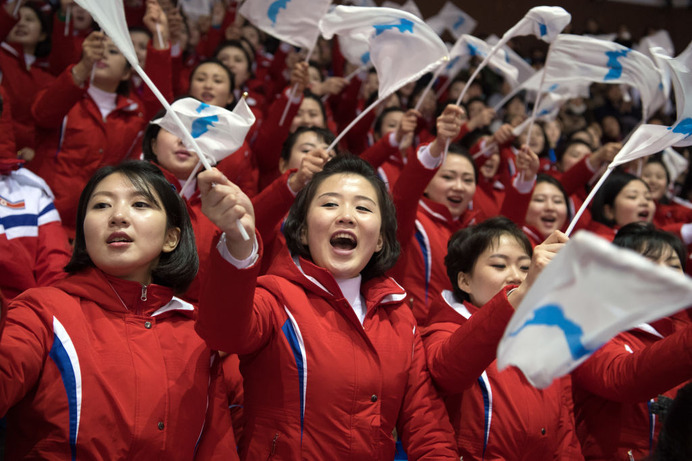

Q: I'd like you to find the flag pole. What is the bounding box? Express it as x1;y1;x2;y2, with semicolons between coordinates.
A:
414;62;444;111
64;5;72;36
135;65;250;241
278;43;316;127
325;96;384;154
564;166;614;237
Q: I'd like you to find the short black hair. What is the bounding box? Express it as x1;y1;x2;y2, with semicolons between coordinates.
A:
214;39;254;77
283;155;399;280
555;138;592;167
189;58;236;108
142;108;167;163
445;216;532;303
445;143;478;185
653;381;692;461
65;161;198;293
22;2;51;57
296;90;327;130
591;172;648;228
613;222;687;272
280;126;335;162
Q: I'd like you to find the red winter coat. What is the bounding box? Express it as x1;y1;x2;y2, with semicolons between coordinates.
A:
31;65;148;237
0;267;238;460
572;320;692;460
198;241;459;460
422;289;584;460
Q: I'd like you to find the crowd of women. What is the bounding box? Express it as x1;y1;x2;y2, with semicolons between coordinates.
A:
1;0;692;459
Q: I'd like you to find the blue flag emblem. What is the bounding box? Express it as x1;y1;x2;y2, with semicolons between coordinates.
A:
191;115;219;138
373;18;414;36
267;0;291;25
195;102;210;113
453;16;465;30
509;304;595;360
538;23;547;37
445;55;461;71
604;49;631;81
467;43;480;57
670;118;692;137
360;51;370;65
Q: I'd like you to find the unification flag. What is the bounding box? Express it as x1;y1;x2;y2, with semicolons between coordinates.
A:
153;97;256;165
426;1;477;39
239;0;332;49
319;5;448;99
497;231;692;389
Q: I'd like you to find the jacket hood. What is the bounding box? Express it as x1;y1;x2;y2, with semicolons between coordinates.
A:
425;289;478;327
54;267;193;318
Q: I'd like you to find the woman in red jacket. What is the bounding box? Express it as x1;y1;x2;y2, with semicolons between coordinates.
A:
421;217;584;460
197;154;458;460
522;174;571;246
572;222;692;460
0;161;237;460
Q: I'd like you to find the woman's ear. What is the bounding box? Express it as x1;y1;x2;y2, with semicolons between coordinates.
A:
300;226;308;246
375;234;383;252
457;272;471;293
162;227;181;253
279;157;288;174
603;204;615;221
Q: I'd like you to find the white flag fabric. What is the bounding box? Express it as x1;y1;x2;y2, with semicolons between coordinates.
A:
381;0;423;19
239;0;331;50
486;34;536;84
457;35;520;88
153;97;256;165
426;1;477;39
73;0;138;66
504;6;571;43
319;6;448;98
497;231;692;389
543;34;665;120
663;147;689;183
636;29;675;61
335;29;371;67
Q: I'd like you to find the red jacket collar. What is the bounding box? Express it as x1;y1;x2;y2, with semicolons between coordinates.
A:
419;195;477;229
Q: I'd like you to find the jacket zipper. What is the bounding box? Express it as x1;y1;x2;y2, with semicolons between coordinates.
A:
141;285;148;301
266;433;279;460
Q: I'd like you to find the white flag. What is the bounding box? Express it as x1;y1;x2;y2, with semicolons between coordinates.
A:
497;231;692;389
73;0;137;65
381;0;423;19
486;34;536;84
663;147;689;183
319;6;448;99
426;1;477;39
153;97;256;165
504;6;571;43
239;0;331;50
458;35;520;88
543;34;665;120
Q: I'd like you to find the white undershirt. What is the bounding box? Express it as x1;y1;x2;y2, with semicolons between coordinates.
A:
335;275;366;325
88;85;118;121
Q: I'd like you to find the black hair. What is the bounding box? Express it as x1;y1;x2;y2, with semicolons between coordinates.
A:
283;155;399;280
556;138;592;167
189;58;236;108
128;25;152;39
591;172;649;228
613;222;687;272
280;126;335;162
644;155;671;204
307;60;325;82
65;161;198;293
214;39;254;79
445;216;532;303
441;143;479;185
20;2;51;58
373;106;404;138
142;108;167;163
653;381;692;461
515;121;549;158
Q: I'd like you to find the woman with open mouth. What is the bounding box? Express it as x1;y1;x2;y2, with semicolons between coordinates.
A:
522;174;571;246
196;154;458;460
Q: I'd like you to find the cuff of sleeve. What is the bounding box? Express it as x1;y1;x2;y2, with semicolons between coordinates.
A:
286;173;299;197
417;144;443;170
170;43;182;57
217;232;259;268
388;131;400;148
585;155;597;173
681;223;692;245
513;174;536;194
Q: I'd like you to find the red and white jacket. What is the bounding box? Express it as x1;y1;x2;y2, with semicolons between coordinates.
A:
198;239;459;460
0;164;71;299
422;289;585;460
572;319;692;460
1;267;238;460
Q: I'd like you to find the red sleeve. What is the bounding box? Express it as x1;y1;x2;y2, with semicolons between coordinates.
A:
33;220;70;288
221;353;244;449
266;44;290;100
251;169;295;244
556;376;587;460
216;142;258;198
499;177;534;226
572;326;692;403
331;76;361;129
47;13;83;76
397;331;459;459
251;88;300;189
392;145;437;250
422;287;515;395
0;6;17;43
197;26;224;59
138;43;173;120
197;233;273;354
559;156;596;197
0;86;16;158
331;36;345;77
360;133;398;169
31;64;86;129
